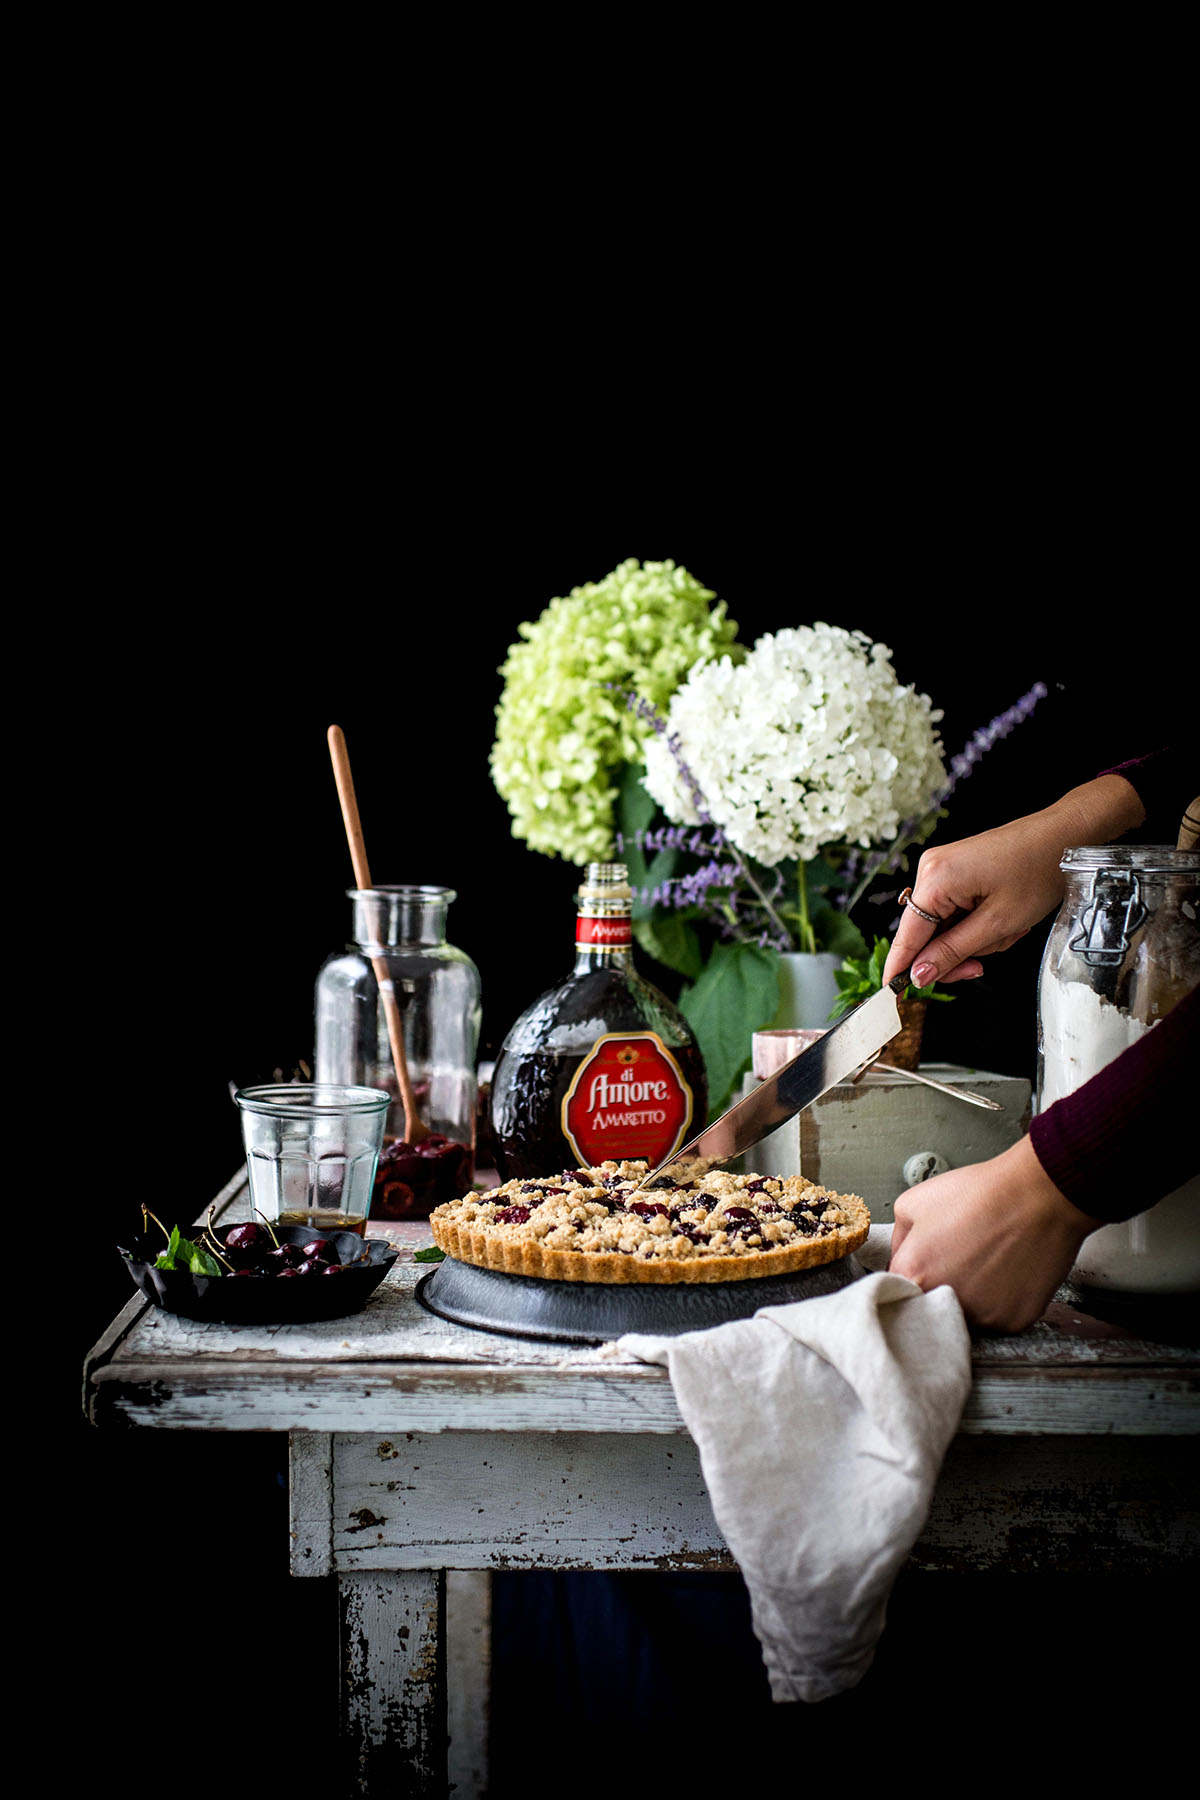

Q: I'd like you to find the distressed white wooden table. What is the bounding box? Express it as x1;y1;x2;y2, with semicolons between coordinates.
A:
85;1170;1200;1795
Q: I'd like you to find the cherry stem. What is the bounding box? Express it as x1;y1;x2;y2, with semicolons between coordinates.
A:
253;1209;281;1249
142;1205;171;1245
202;1207;234;1272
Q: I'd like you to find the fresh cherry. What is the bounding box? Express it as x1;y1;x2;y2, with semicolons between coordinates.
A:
223;1222;271;1265
301;1239;336;1264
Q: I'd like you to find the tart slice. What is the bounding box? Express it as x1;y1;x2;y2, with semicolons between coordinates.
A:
429;1159;869;1285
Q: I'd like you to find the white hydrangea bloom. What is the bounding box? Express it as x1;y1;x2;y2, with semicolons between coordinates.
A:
642;625;946;866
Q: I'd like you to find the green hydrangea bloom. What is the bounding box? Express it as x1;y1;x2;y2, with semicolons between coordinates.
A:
491;558;740;863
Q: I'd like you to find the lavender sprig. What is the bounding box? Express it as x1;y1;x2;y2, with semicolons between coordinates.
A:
618;687;714;825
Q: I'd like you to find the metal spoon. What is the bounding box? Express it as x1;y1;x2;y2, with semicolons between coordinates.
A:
851;1051;1004;1110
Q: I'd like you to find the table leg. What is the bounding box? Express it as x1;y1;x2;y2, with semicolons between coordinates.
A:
339;1567;447;1796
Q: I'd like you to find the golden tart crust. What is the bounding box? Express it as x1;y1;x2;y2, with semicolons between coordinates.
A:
429;1159;869;1285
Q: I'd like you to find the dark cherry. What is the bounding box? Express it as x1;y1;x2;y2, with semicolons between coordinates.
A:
494;1205;531;1225
223;1222;271;1265
789;1208;824;1235
721;1206;756;1223
267;1243;305;1272
628;1201;668;1218
301;1239;336;1264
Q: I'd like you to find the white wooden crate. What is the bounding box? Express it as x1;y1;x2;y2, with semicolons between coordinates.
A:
742;1062;1031;1221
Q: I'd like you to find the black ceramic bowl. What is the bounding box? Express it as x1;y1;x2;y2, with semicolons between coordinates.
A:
119;1222;398;1324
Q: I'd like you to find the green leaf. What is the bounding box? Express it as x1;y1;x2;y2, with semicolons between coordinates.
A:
615;763;659;898
679;941;781;1119
156;1228;222;1276
633;915;704;980
803;853;844;895
185;1242;223;1277
414;1245;446;1263
155;1224;184;1271
806;899;868;961
828;933;956;1014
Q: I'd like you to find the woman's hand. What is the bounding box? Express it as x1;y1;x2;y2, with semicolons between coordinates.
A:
889;1138;1102;1332
883;773;1146;988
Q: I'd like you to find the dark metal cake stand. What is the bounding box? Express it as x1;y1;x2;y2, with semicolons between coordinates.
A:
416;1250;866;1345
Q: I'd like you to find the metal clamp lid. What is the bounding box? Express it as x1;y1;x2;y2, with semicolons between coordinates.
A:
1068;868;1148;966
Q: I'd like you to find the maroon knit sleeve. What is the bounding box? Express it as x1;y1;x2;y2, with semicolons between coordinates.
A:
1029;986;1199;1222
1099;746;1196;843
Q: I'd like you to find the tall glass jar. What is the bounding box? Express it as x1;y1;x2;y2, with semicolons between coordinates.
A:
315;887;482;1220
1037;845;1200;1291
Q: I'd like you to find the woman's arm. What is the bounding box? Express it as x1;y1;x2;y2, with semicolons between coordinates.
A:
882;774;1147;988
890;987;1198;1329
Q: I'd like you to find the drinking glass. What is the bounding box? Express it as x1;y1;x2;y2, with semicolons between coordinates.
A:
234;1084;390;1235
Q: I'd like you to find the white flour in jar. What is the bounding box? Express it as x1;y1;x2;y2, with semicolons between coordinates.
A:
1039;974;1150;1107
1039;973;1199;1290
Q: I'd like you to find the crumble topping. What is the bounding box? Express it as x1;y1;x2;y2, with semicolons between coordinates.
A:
431;1159;865;1264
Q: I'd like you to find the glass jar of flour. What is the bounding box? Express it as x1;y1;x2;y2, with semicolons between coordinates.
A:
1037;845;1200;1291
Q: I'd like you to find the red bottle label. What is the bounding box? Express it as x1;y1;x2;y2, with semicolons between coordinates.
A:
576;913;634;948
561;1032;694;1167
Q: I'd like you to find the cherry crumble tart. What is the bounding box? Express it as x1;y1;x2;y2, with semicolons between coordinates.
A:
429;1159;869;1285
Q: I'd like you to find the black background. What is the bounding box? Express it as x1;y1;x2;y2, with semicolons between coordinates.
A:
63;498;1195;1792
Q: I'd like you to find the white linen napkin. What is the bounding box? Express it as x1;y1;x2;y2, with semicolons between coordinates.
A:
617;1236;971;1703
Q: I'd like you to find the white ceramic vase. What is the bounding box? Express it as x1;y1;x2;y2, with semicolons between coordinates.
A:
774;951;841;1030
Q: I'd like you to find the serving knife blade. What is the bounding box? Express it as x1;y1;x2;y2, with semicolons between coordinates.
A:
625;975;908;1200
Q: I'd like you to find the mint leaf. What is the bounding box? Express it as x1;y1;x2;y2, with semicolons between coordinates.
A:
414;1246;445;1263
184;1241;223;1276
155;1226;222;1275
155;1224;184;1270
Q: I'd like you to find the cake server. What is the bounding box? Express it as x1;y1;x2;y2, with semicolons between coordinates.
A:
625;973;909;1200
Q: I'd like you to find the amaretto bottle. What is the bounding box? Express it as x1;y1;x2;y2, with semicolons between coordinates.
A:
489;863;708;1180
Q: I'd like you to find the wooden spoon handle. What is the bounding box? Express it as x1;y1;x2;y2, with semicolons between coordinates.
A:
327;724;374;890
327;725;427;1142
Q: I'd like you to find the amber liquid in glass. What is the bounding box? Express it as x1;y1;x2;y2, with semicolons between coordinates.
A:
276;1208;367;1236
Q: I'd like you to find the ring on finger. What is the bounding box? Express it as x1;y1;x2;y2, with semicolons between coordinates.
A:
898;886;945;926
